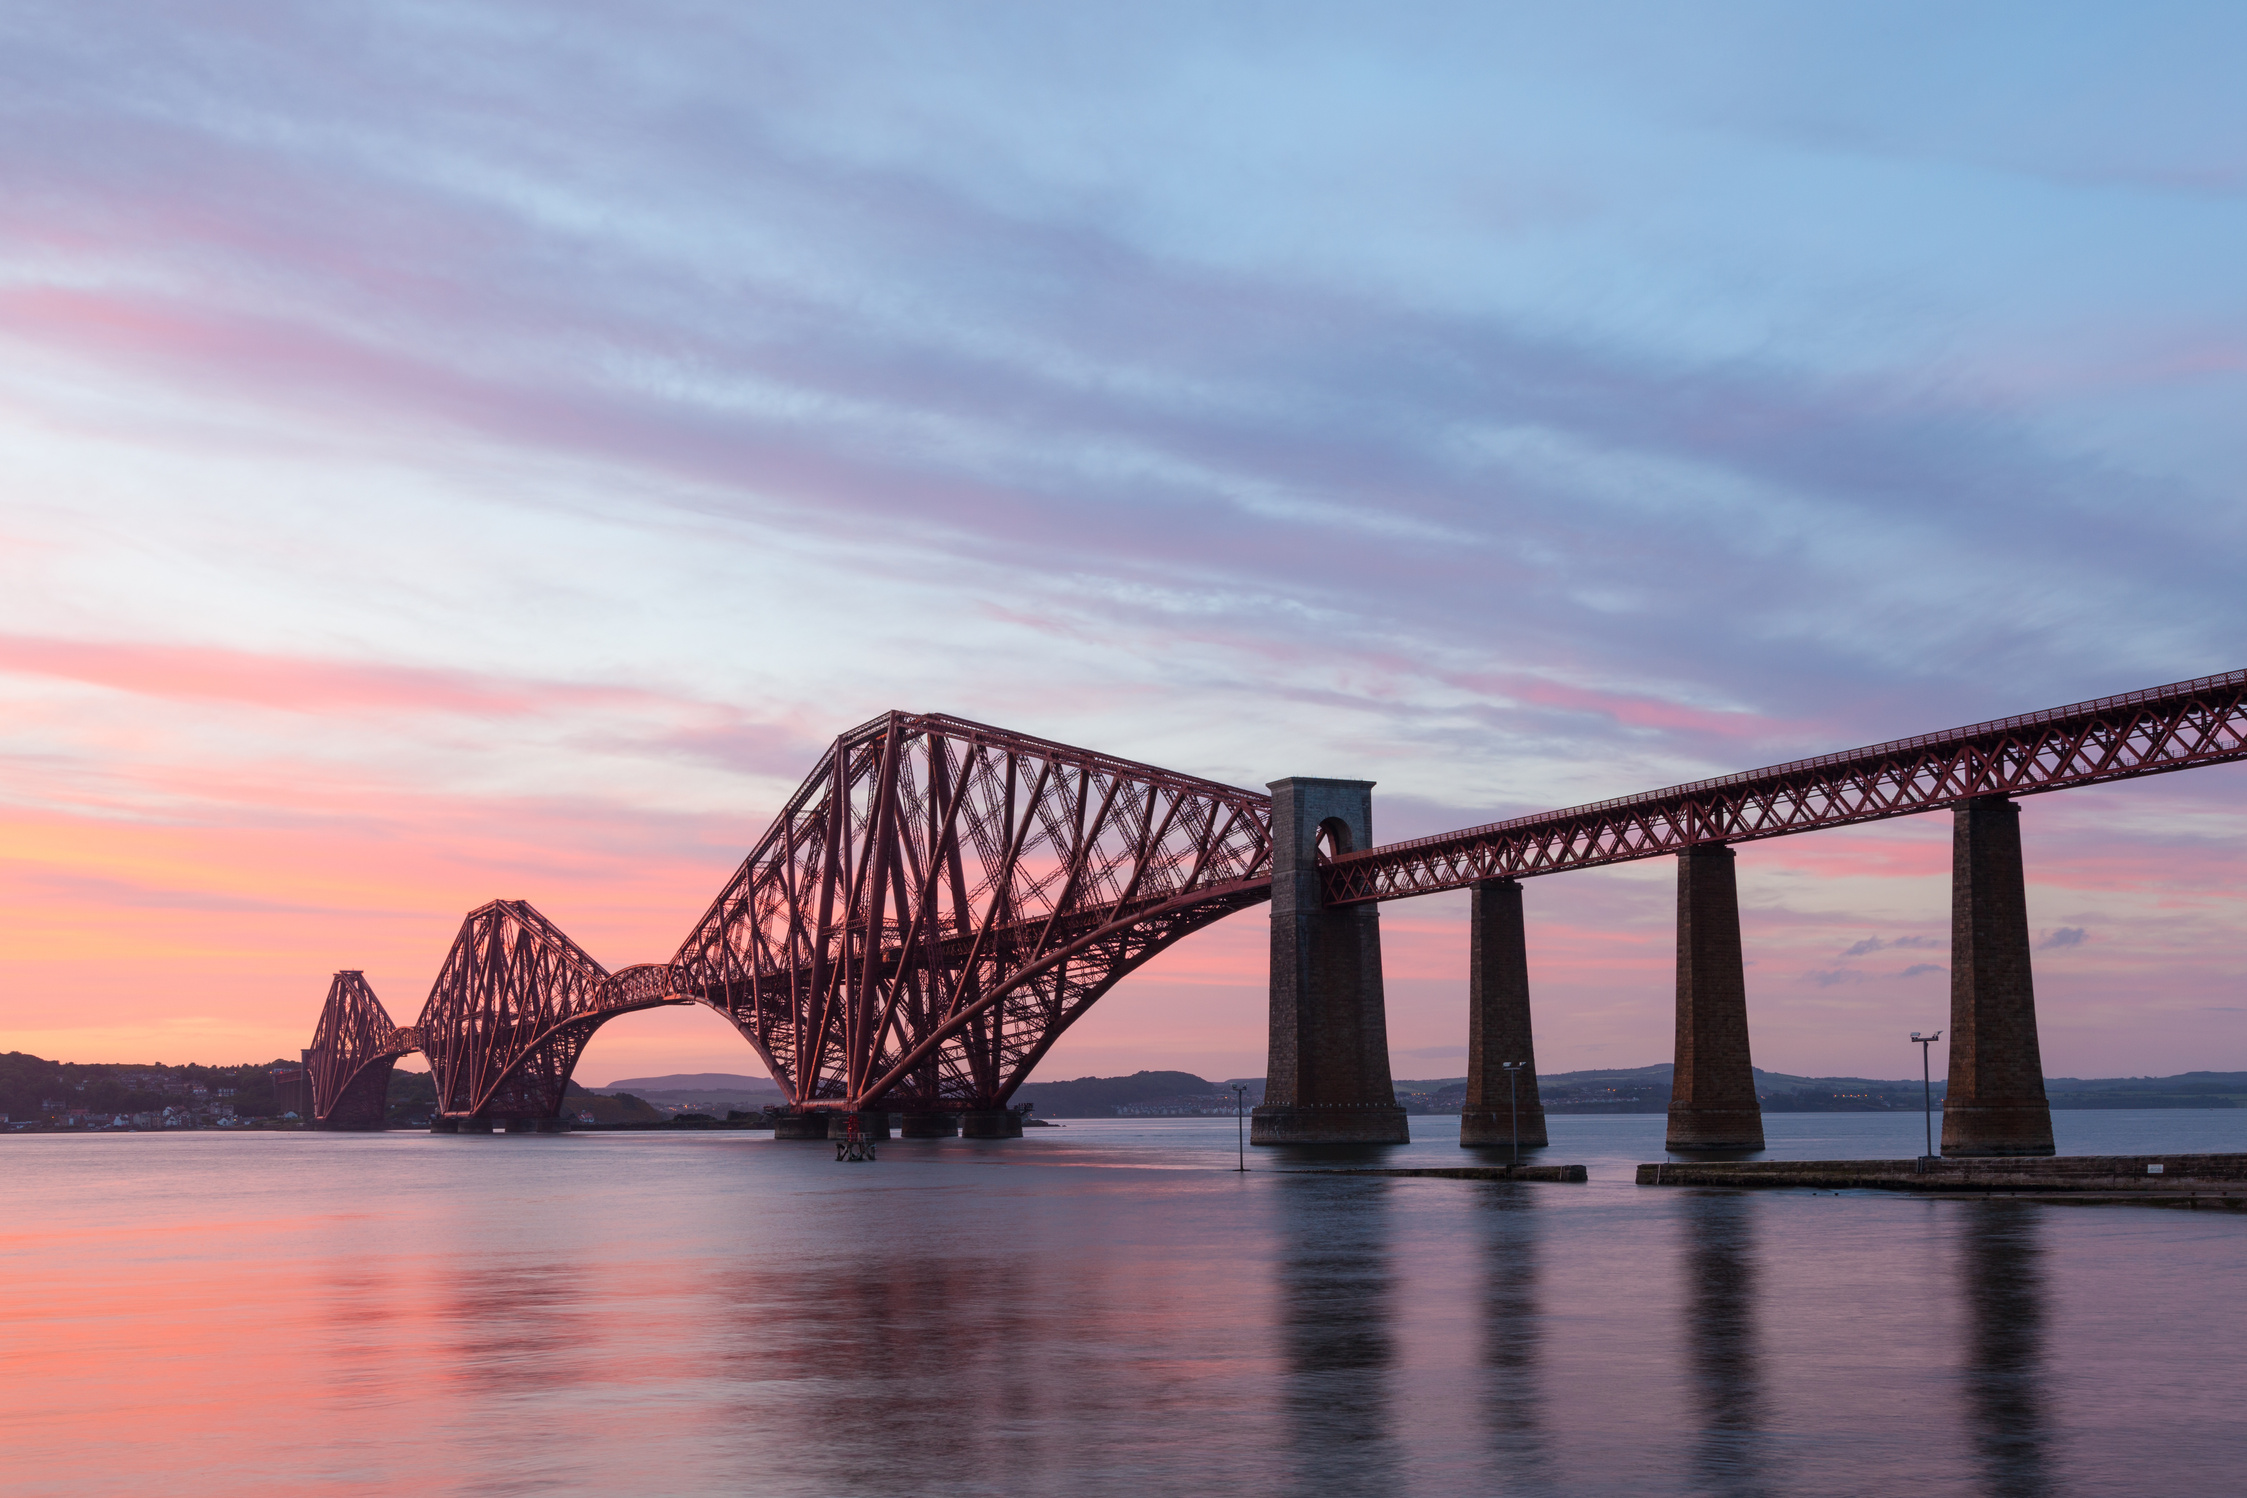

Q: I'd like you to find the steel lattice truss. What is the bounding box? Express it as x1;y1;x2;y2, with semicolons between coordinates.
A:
669;711;1273;1112
307;671;2242;1126
413;900;686;1119
306;971;418;1127
1324;668;2247;905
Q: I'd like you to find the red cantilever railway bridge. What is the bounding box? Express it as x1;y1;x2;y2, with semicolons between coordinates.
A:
305;668;2247;1132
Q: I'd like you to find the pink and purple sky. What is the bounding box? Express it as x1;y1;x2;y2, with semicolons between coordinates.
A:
3;5;2243;1086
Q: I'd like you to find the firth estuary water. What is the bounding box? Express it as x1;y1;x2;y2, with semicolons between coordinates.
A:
6;1111;2244;1498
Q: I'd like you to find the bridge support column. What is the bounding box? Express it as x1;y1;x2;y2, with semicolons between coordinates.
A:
900;1113;959;1138
1460;877;1549;1148
847;1110;892;1141
1251;778;1409;1146
1942;797;2056;1157
960;1109;1024;1138
773;1111;830;1140
1666;844;1765;1150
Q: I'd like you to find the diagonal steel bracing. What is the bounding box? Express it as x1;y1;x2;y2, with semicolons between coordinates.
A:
305;971;418;1128
1322;668;2247;904
416;901;686;1120
308;669;2244;1127
669;712;1275;1113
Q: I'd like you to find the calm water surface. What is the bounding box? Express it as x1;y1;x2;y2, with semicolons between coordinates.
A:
5;1111;2243;1497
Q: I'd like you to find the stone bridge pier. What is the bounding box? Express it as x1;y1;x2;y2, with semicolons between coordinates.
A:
1251;778;1410;1145
1942;796;2055;1156
1460;877;1549;1148
1668;844;1765;1150
1657;798;2056;1156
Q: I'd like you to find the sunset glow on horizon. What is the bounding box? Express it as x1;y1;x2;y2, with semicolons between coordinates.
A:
5;5;2245;1087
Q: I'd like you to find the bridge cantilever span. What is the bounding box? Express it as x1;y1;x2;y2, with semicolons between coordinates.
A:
1321;668;2247;905
669;710;1273;1134
303;971;418;1130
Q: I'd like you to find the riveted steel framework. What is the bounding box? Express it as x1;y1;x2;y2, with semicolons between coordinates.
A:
306;671;2244;1129
306;970;418;1129
671;711;1274;1112
1323;669;2247;905
416;900;685;1120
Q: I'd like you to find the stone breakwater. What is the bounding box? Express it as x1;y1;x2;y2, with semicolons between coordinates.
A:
1306;1164;1590;1182
1636;1152;2247;1203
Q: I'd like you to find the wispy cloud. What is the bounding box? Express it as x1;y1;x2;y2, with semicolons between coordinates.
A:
1841;933;1941;958
1;4;2243;1080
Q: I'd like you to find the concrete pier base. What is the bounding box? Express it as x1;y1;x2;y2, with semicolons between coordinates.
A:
1942;796;2056;1157
1251;1104;1414;1144
773;1111;830;1140
427;1116;460;1134
845;1111;891;1141
1459;877;1550;1149
899;1113;959;1138
1666;844;1765;1151
1251;778;1410;1146
959;1109;1024;1138
456;1116;494;1135
1638;1153;2245;1196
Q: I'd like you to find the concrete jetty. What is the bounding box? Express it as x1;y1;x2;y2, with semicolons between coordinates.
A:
1308;1164;1589;1182
1636;1152;2247;1204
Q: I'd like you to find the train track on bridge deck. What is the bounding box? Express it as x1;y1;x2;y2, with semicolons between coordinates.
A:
1323;668;2247;904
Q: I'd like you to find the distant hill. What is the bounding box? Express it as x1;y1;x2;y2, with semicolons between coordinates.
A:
597;1073;784;1094
2044;1071;2247;1109
1014;1070;1233;1117
1524;1063;2247;1111
587;1072;783;1116
580;1062;2247;1119
1009;1064;2247;1117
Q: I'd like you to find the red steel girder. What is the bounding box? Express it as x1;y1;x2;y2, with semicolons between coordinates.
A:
306;970;418;1128
1323;668;2247;905
669;711;1274;1113
417;900;686;1121
309;671;2245;1125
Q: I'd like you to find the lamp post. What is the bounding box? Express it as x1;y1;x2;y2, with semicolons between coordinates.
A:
1499;1061;1526;1169
1910;1031;1942;1170
1231;1084;1249;1172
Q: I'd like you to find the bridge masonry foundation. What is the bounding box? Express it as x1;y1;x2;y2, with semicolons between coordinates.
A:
1460;878;1549;1149
1251;778;1410;1146
1942;796;2056;1157
1667;844;1766;1150
959;1109;1025;1138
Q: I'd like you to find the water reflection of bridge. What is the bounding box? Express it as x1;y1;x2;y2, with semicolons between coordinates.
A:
307;671;2245;1151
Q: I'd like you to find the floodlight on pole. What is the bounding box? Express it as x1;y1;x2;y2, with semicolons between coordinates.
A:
1910;1031;1942;1169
